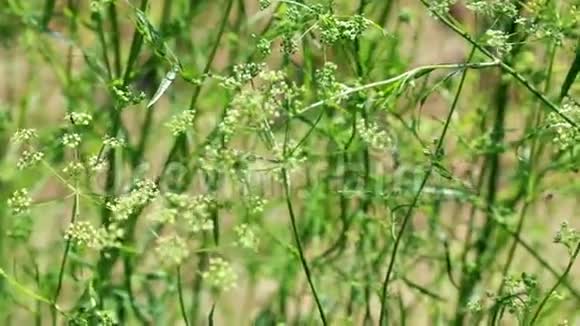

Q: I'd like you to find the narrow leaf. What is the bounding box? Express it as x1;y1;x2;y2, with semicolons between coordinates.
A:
147;66;178;108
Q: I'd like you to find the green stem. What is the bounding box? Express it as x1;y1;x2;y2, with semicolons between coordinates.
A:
52;190;79;325
41;0;56;30
177;265;190;326
418;0;579;130
282;169;327;325
379;48;476;325
529;243;580;325
491;44;557;322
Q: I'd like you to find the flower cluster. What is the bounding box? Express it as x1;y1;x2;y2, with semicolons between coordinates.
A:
427;0;457;17
11;128;38;143
8;188;32;215
547;99;580;151
315;62;344;100
258;0;271;10
155;234;189;266
68;308;116;326
247;195;266;216
110;79;146;106
65;221;104;249
465;0;517;18
62;161;85;177
499;273;539;315
319;14;369;44
65;112;93;126
202;257;237;291
89;0;114;13
64;221;123;250
553;221;579;256
17;149;44;170
107;179;158;221
357;118;392;150
222;62;265;89
234;224;259;251
166;109;196;136
272;140;307;176
103;135;126;148
199;145;251;178
162;193;215;233
256;37;271;56
484;29;512;57
62;132;82;148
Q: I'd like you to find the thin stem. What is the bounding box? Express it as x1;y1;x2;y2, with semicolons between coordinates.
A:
493;44;557;318
418;0;579;129
299;61;500;115
529;243;580;325
42;0;56;30
188;0;235;111
281;169;327;325
52;190;79;325
379;48;476;325
108;3;122;77
177;265;190;326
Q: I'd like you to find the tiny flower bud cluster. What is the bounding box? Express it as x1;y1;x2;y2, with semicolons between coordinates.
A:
65;221;104;249
319;14;368;44
500;273;539;315
8;189;32;215
466;0;517;18
484;29;512;57
163;193;215;233
166;110;196;136
258;0;271;10
547;99;580;151
103;135;126;148
110;79;146;106
155;234;189;266
222;63;265;89
357;118;392;150
62;161;85;177
107;179;158;221
11;128;38;143
554;221;579;256
427;0;457;17
62;133;82;148
315;62;343;99
17;150;44;170
199;145;249;178
202;257;237;291
234;224;259;251
247;195;266;216
65;112;93;126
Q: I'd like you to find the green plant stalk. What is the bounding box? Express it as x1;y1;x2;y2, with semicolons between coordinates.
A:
177;265;190;326
52;189;79;326
96;0;149;300
560;38;580;100
379;48;475;325
41;0;56;30
490;44;557;324
529;242;580;325
282;167;327;324
108;3;122;77
452;7;524;323
94;11;113;80
159;0;235;186
495;221;580;300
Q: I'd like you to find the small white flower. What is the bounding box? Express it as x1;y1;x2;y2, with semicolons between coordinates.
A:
62;133;82;148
